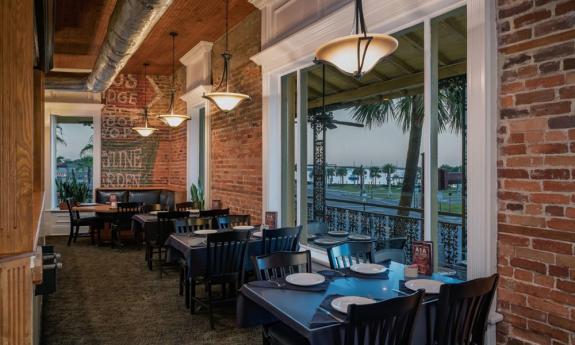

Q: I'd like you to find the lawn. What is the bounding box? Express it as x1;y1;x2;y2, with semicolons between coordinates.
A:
326;184;463;214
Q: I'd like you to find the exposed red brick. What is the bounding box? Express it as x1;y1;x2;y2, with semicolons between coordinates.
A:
499;0;533;19
515;89;555;105
514;9;552;28
533;13;575;37
530;169;570;180
510;257;547;274
532;238;572;254
556;0;575;16
544;205;564;216
530;101;572;116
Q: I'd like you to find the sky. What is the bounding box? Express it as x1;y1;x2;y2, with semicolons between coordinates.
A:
307;108;462;168
56;122;94;160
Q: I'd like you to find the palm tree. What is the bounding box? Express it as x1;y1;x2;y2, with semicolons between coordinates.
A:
382;163;396;187
351;75;465;215
351;167;364;185
56;125;66;146
80;135;93;158
369;166;381;185
336;167;347;184
326;167;335;185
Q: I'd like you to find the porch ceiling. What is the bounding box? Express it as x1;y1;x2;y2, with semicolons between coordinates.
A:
307;8;467;110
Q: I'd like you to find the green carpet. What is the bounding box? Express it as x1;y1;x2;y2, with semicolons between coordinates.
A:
41;236;260;345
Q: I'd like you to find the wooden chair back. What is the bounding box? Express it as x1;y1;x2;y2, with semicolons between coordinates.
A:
65;198;80;223
252;251;312;281
327;241;374;269
175;217;212;233
434;274;499;345
262;226;302;255
176;201;201;211
206;230;250;280
217;214;251;229
142;203;162;213
114;202;143;230
156;211;190;245
344;290;424;345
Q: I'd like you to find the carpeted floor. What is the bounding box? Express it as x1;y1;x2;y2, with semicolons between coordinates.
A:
41;236;260;345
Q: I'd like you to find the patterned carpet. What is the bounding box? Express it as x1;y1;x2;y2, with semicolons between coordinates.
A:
41;236;260;345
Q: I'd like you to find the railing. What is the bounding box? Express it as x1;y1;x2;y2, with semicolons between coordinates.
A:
307;200;466;270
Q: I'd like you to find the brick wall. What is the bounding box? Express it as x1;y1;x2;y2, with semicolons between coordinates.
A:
210;10;262;224
101;69;187;190
497;1;575;344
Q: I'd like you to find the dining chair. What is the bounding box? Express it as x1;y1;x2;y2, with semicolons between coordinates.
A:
176;201;201;211
199;208;230;228
434;274;499;345
252;250;312;280
262;226;302;255
216;214;251;229
152;211;190;278
175;217;212;233
265;289;425;345
327;241;374;269
189;230;250;329
65;198;104;246
142;203;163;213
111;202;143;248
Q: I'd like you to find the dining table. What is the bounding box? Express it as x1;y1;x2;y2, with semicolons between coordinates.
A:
165;230;264;280
236;261;462;345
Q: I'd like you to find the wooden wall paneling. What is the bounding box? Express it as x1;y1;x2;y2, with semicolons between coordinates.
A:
0;0;35;256
34;69;45;193
0;256;33;345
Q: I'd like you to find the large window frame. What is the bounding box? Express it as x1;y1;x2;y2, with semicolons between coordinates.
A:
45;100;103;210
253;0;497;304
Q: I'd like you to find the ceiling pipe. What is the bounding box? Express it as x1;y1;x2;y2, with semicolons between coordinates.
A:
46;0;173;91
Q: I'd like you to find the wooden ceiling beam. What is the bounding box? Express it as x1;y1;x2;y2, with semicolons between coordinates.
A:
402;33;451;66
308;61;466;109
388;55;418;74
307;72;342;92
442;18;466;41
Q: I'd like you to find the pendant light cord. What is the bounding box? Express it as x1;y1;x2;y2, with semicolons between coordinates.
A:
168;32;177;114
354;0;367;36
214;0;231;92
143;63;148;124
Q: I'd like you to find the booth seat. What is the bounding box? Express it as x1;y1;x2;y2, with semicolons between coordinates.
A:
95;188;184;210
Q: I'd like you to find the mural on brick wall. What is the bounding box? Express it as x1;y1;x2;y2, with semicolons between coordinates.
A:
101;72;186;189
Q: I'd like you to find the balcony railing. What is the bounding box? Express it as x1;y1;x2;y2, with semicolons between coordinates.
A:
306;199;466;271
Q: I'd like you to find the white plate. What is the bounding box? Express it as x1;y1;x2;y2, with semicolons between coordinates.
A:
404;279;444;294
233;225;255;230
194;230;218;236
252;231;262;238
331;296;376;314
348;234;372;241
314;238;343;246
285;273;325;287
327;231;349;237
350;263;387;275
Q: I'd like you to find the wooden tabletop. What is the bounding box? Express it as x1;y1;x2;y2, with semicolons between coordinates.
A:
72;204;117;213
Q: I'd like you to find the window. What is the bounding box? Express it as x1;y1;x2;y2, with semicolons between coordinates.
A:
53;116;95;207
281;6;468;279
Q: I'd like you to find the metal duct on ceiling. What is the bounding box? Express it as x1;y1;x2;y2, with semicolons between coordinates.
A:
46;0;173;91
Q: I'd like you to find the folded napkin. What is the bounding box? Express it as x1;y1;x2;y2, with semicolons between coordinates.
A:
248;277;330;292
317;270;347;280
309;294;348;327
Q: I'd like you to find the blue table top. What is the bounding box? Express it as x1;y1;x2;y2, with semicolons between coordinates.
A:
240;261;462;333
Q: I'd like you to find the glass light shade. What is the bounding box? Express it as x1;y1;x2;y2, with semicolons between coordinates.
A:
203;92;251;112
315;33;398;78
158;114;190;127
132;126;157;137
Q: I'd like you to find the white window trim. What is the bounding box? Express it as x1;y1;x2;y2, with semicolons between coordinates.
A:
252;0;499;338
44;101;104;210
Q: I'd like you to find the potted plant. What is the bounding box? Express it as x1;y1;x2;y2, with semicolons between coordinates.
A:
55;172;90;210
190;181;205;210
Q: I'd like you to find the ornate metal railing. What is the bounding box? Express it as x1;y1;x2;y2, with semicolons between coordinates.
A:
307;200;466;269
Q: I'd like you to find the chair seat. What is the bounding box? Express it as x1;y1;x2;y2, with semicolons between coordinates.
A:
74;217;103;227
267;322;309;345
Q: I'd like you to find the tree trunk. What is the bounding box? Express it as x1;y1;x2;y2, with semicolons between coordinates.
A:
398;114;424;216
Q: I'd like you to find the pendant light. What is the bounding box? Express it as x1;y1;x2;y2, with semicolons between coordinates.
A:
133;63;158;137
202;0;251;112
314;0;398;79
158;32;190;127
